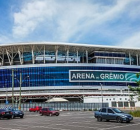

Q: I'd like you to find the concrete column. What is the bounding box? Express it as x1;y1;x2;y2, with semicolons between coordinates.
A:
55;49;58;63
128;101;131;108
116;102;119;108
67;50;69;63
32;48;35;64
44;45;45;64
86;50;88;63
77;50;78;63
136;54;138;66
129;52;131;65
2;51;4;65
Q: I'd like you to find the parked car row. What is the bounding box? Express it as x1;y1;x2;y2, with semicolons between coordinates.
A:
0;107;24;119
29;106;60;116
1;106;133;123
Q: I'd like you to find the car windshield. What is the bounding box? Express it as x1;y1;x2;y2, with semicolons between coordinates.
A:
48;108;54;111
112;108;123;113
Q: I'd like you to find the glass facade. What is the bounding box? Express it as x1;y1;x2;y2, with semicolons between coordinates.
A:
0;65;138;89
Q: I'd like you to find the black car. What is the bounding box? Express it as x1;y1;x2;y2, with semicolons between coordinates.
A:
0;109;13;119
8;108;24;119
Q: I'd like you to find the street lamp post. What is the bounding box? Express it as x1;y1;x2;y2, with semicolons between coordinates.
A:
19;72;22;110
27;76;30;93
15;72;29;110
5;79;8;104
100;83;103;108
12;69;14;107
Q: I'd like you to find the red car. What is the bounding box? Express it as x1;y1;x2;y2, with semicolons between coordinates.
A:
29;106;42;112
39;108;59;116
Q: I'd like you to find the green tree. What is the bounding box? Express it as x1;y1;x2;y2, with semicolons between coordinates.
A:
128;72;140;101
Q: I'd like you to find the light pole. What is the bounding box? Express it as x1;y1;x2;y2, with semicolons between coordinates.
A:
27;76;30;93
12;69;14;107
5;79;8;104
19;72;22;110
100;83;103;108
15;73;29;110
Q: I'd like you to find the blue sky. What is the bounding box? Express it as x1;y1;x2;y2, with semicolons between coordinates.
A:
0;0;140;47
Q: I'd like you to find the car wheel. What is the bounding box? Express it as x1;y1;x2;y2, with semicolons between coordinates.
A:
126;120;130;123
49;113;52;116
11;115;15;119
116;117;123;123
97;116;102;122
56;113;59;116
20;116;23;118
40;113;43;116
106;119;109;122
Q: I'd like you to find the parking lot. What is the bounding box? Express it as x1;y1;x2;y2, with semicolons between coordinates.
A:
0;111;140;130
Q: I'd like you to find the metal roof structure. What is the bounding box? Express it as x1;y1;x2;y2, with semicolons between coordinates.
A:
0;42;140;53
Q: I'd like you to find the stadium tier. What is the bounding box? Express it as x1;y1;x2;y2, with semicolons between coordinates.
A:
0;42;140;103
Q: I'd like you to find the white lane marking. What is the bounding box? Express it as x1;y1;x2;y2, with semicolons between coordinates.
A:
99;122;140;130
10;123;70;130
54;123;99;129
0;127;20;130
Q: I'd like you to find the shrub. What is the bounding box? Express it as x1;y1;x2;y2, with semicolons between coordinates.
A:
129;110;140;117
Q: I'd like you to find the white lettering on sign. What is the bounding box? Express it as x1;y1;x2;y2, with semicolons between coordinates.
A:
71;73;95;79
100;73;124;80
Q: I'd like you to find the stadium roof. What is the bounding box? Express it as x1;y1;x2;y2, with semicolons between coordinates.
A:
0;42;140;54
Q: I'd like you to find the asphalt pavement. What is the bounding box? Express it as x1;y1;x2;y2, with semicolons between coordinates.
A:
0;111;140;130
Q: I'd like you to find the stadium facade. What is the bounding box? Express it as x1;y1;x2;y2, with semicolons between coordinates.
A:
0;42;140;106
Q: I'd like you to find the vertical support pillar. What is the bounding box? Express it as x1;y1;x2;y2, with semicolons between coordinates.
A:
129;52;131;65
55;49;58;63
67;50;69;63
32;47;35;64
44;45;45;64
116;102;119;108
136;54;138;66
139;54;140;66
18;49;23;65
82;53;84;63
86;50;88;63
2;50;4;65
11;49;13;65
19;72;22;110
77;50;78;63
12;69;14;107
105;58;106;64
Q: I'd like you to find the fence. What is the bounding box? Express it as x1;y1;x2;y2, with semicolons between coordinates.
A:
0;102;109;111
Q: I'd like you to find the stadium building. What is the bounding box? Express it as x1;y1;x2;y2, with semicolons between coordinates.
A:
0;42;140;107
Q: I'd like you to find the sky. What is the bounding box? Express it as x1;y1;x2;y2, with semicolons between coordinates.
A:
0;0;140;48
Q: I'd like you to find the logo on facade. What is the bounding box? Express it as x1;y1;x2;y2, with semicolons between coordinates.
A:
69;70;137;82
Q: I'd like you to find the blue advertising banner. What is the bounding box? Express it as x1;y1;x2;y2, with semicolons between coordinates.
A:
69;70;138;82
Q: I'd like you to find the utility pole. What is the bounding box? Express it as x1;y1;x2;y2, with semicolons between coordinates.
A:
12;69;14;107
100;83;103;108
19;72;22;110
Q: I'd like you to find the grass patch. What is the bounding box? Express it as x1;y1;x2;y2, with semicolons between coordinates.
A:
129;110;140;117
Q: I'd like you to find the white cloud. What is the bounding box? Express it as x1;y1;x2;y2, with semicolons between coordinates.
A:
12;0;56;38
12;0;139;44
116;31;140;48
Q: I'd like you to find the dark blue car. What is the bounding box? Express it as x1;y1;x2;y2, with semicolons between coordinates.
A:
8;108;24;119
0;109;13;119
94;107;133;123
